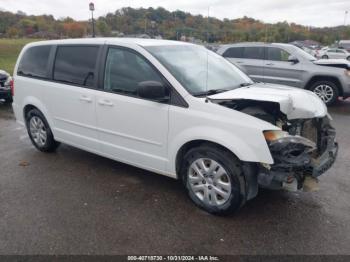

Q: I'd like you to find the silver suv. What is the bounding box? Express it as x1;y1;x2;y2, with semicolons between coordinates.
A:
217;43;350;105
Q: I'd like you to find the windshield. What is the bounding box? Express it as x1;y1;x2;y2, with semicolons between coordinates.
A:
145;45;252;96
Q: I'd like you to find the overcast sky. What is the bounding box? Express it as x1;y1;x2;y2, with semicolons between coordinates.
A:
0;0;349;27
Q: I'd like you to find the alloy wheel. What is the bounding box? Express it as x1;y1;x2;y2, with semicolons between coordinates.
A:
313;84;334;103
29;116;47;147
188;158;232;207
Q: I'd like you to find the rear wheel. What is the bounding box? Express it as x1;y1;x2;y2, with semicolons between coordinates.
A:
25;108;60;152
309;80;339;106
181;145;246;215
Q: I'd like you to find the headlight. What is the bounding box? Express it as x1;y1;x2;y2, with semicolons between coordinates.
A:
263;130;289;142
264;130;316;151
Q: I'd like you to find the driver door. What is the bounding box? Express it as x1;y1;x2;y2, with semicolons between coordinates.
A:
263;47;304;88
95;47;170;173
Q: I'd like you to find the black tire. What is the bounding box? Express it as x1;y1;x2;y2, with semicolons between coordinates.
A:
180;144;246;215
347;56;350;61
25;108;60;152
4;96;13;103
322;55;328;59
309;80;339;106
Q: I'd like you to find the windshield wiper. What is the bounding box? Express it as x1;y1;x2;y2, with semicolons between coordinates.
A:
240;82;254;87
193;88;230;97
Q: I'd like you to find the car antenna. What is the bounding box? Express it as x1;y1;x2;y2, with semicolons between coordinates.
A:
205;4;210;103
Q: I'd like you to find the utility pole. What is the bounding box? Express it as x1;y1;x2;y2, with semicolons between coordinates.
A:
89;2;95;37
207;6;210;43
344;11;348;26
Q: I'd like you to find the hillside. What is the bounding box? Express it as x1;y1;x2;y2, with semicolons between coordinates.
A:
0;7;350;44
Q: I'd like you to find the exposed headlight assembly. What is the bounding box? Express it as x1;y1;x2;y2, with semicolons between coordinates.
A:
263;130;316;152
263;130;289;142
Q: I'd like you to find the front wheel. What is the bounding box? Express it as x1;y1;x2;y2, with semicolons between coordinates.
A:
309;81;339;106
181;145;246;215
25;108;60;152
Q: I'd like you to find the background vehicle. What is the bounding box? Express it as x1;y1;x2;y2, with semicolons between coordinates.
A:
217;42;350;105
339;40;350;52
0;70;13;103
12;39;337;215
316;48;350;60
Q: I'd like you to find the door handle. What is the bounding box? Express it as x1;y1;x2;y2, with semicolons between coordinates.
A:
98;99;114;107
236;61;244;64
79;95;92;103
266;63;274;66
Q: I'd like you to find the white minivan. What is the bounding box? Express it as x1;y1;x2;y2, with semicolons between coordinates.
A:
12;38;338;215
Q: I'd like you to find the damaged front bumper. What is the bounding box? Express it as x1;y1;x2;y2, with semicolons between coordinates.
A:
258;117;338;191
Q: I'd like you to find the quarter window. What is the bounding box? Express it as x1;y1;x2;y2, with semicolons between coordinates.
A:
53;46;99;87
104;48;163;96
17;46;51;79
266;47;291;61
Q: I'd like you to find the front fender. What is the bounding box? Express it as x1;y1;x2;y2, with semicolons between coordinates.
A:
167;125;274;176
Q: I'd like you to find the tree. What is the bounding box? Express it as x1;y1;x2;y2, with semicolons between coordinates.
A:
96;20;111;36
63;22;85;38
6;26;19;37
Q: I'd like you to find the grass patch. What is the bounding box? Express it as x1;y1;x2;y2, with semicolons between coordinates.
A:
0;38;42;75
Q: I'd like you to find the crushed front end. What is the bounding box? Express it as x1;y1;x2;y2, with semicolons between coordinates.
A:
260;116;338;191
213;97;338;193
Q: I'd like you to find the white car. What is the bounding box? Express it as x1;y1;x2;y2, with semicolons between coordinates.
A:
12;39;338;215
317;48;350;60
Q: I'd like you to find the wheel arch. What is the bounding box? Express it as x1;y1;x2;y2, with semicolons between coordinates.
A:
175;140;237;179
22;97;54;131
305;75;343;96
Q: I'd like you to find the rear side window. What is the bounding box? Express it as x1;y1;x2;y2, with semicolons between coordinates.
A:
223;47;244;58
242;47;264;60
266;47;290;61
53;46;99;87
17;46;51;79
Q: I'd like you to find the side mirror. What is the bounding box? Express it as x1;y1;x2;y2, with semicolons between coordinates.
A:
137;81;169;102
288;55;299;64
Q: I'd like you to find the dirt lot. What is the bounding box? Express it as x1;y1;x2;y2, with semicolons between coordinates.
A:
0;100;349;255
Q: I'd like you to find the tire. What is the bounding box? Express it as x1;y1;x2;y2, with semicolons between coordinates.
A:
309;80;339;106
347;56;350;61
180;144;246;215
25;108;60;152
4;96;13;103
322;55;328;59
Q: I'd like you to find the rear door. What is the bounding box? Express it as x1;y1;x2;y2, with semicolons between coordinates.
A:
45;45;101;152
263;47;304;88
95;46;169;173
222;46;264;82
336;49;347;59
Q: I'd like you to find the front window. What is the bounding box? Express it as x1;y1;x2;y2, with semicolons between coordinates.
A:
266;47;291;62
289;45;317;61
104;47;164;96
145;45;252;96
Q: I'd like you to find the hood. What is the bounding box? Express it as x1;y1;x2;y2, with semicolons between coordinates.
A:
313;59;350;70
208;83;327;120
